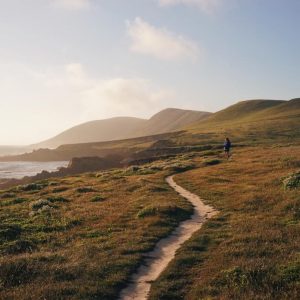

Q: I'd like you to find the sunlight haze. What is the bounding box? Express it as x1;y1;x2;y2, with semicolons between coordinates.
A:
0;0;299;144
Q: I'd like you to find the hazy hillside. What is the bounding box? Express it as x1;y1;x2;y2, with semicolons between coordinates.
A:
0;146;30;156
133;108;210;137
33;108;210;149
1;99;298;162
33;117;147;149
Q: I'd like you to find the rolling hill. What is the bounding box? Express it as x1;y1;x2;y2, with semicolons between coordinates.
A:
1;99;298;162
184;98;300;143
33;108;211;149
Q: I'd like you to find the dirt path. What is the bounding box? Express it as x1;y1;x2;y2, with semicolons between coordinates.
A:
119;175;218;300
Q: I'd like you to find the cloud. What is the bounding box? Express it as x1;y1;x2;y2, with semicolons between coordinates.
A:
81;77;175;120
44;63;175;120
0;61;175;143
126;17;200;61
158;0;222;14
51;0;90;10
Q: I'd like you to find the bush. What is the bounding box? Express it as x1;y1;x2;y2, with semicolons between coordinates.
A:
52;186;69;193
0;198;27;207
283;171;300;189
47;196;69;203
137;205;189;219
5;240;36;254
91;195;106;202
30;199;52;211
20;183;46;191
1;192;16;199
203;159;222;166
76;187;96;193
0;224;22;241
163;163;195;173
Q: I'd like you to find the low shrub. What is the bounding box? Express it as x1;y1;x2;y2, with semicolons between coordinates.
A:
76;187;96;193
0;224;22;241
137;205;190;219
203;159;222;166
30;199;52;211
1;192;16;199
163;163;195;173
283;171;300;189
52;186;69;193
90;195;106;202
47;196;69;203
5;239;36;254
19;183;46;192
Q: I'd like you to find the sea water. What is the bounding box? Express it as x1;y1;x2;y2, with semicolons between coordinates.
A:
0;161;69;179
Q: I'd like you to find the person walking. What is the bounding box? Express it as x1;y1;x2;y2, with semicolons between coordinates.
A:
224;137;231;159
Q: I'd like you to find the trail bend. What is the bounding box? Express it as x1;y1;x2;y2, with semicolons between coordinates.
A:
119;175;218;300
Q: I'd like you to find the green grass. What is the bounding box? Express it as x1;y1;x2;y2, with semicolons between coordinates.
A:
149;145;300;299
0;159;194;299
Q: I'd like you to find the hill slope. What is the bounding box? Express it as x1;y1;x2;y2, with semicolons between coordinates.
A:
33;108;210;149
184;98;300;143
133;108;210;137
204;99;285;123
1;99;298;162
33;117;147;149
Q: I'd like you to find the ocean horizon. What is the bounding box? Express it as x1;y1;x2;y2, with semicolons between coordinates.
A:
0;161;69;179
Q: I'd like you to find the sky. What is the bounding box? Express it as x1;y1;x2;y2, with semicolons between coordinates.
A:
0;0;299;145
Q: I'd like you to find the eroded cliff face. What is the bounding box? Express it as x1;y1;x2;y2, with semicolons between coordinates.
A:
67;155;122;172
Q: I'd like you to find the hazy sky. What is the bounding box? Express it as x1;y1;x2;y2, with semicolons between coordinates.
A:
0;0;299;144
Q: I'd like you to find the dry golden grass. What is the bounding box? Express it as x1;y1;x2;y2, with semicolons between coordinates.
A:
149;145;300;299
0;163;193;299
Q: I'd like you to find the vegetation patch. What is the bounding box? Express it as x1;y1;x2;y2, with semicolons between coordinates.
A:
52;186;69;193
283;170;300;189
19;183;47;192
137;205;189;219
90;195;106;202
5;239;36;254
76;187;96;193
203;158;222;166
150;146;300;300
0;197;27;207
1;192;16;199
47;196;69;203
0;224;22;241
0;166;193;299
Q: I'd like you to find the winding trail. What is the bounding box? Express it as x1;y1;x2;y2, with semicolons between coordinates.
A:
119;175;218;300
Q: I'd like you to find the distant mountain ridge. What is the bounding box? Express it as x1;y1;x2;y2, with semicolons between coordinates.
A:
33;108;211;149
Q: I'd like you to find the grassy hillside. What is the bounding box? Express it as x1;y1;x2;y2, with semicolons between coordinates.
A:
33;117;146;149
180;98;300;145
134;108;210;137
1;144;299;299
150;145;300;299
0;103;299;299
0;156;194;299
1;99;298;163
33;108;210;149
203;99;285;122
0;132;182;162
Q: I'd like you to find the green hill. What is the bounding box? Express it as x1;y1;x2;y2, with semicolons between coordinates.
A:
184;98;300;144
203;99;285;122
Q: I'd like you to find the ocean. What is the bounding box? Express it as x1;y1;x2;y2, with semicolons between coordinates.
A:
0;161;69;179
